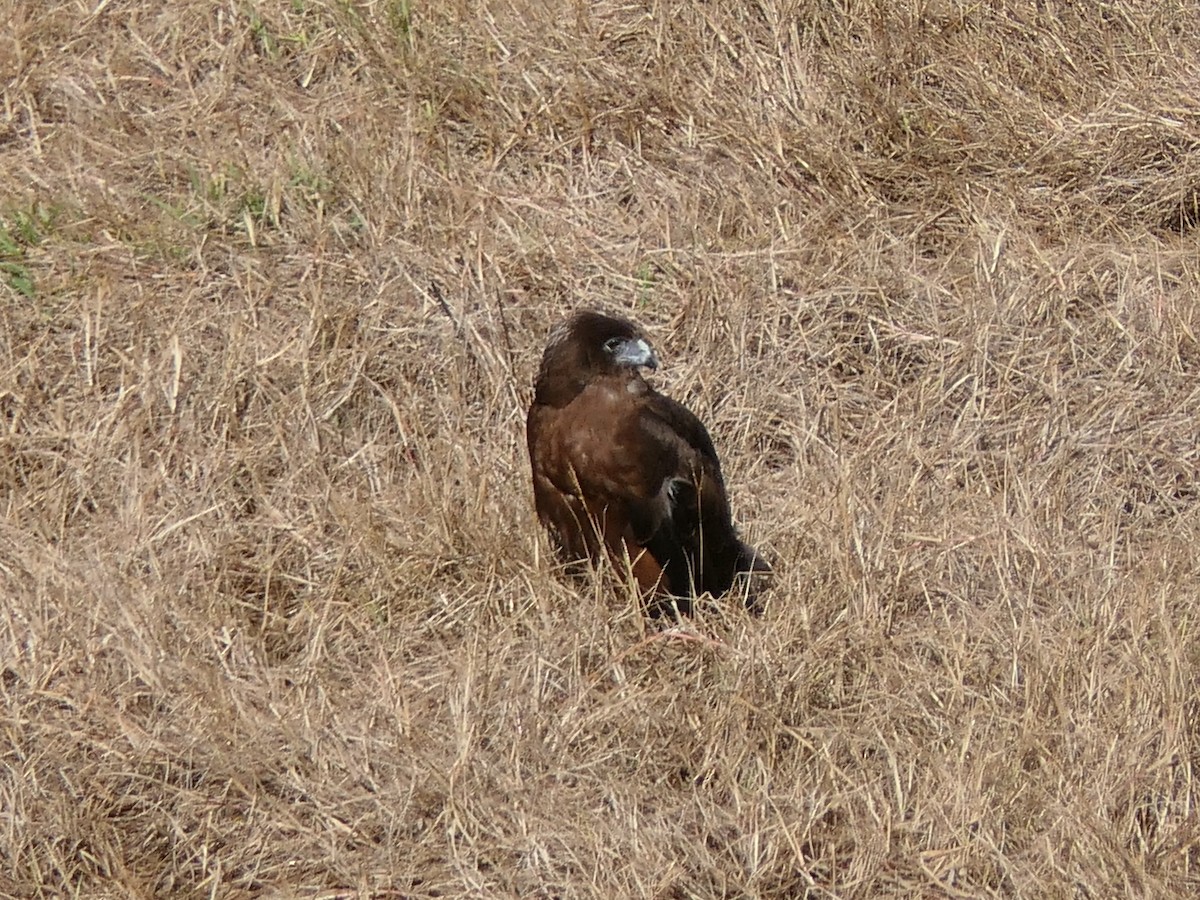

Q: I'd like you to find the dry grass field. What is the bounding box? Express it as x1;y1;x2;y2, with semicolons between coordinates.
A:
3;0;1200;896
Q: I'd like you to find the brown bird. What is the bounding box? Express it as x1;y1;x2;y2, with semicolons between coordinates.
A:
526;310;769;614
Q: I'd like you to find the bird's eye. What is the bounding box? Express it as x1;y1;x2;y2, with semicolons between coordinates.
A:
603;337;622;353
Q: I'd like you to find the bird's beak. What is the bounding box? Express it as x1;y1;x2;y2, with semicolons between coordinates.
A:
616;338;659;371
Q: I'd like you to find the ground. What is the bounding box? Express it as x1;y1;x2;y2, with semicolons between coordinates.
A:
2;1;1199;897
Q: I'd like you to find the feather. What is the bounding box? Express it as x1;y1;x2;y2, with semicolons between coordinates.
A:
526;310;771;614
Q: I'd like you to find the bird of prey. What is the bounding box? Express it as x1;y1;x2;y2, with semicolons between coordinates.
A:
526;310;769;614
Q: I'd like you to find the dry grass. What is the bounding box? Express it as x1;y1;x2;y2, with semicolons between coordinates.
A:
2;0;1200;896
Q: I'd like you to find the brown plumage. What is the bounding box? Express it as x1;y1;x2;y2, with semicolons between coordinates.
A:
526;310;769;614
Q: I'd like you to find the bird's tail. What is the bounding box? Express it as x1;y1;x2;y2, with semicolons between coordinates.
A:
736;540;772;576
734;540;772;614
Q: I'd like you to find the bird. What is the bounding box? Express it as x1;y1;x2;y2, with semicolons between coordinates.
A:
526;309;770;615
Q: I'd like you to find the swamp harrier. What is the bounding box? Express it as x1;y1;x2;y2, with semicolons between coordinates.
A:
526;310;769;614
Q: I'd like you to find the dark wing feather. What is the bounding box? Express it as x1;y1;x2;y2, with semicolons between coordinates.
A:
635;393;750;601
640;393;723;468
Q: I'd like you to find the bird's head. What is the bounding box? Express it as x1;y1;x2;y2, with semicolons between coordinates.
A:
534;310;660;405
590;314;659;373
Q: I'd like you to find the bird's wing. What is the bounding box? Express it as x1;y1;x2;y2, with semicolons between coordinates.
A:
634;393;741;594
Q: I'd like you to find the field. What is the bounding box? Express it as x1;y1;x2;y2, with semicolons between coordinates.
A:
3;1;1200;896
